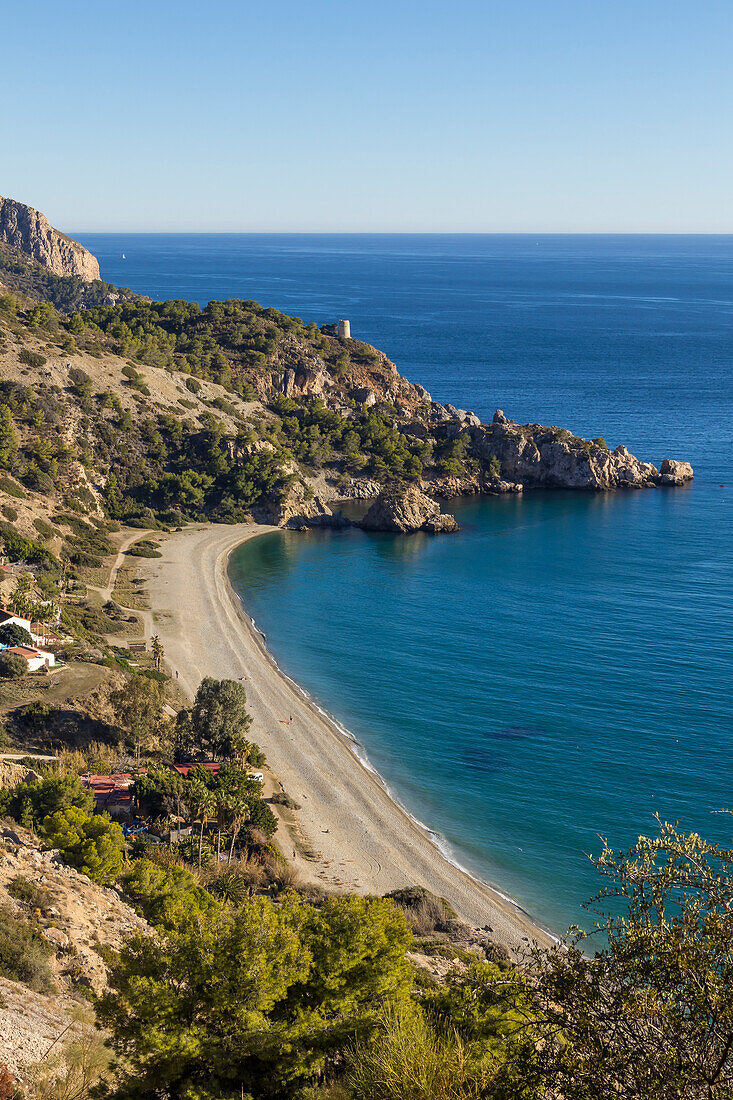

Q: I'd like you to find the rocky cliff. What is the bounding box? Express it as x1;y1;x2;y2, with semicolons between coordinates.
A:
464;409;692;491
0;195;100;281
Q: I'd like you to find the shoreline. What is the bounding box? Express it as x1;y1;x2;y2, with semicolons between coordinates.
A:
139;522;555;952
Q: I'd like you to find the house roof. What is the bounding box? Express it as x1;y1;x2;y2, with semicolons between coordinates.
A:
5;646;43;658
170;762;222;778
82;773;134;790
0;610;30;625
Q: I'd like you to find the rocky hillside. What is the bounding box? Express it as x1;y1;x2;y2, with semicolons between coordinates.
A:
0;197;99;281
0;199;693;540
0;821;149;1083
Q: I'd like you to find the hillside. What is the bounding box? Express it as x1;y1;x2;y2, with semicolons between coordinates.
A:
0;197;100;281
0;226;693;544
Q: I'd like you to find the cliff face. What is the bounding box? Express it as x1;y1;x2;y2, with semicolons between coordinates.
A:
467;410;677;491
0;195;100;281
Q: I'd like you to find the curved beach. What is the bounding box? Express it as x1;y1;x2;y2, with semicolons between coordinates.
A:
140;523;553;952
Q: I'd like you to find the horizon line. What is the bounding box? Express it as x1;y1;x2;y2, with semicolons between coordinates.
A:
72;229;733;237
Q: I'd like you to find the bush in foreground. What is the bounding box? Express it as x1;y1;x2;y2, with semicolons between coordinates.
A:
40;806;125;884
97;893;413;1097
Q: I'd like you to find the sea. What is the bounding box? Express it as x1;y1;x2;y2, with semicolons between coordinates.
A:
77;233;733;936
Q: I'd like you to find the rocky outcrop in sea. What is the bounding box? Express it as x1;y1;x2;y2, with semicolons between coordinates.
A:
361;484;459;534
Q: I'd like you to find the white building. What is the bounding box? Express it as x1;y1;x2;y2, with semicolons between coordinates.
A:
4;646;56;671
0;608;51;647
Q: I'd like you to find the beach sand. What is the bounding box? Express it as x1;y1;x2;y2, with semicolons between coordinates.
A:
139;522;553;952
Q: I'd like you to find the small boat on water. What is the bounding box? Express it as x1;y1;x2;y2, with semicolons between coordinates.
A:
122;252;126;259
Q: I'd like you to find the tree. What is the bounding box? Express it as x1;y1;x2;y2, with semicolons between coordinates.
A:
224;791;249;865
0;622;34;648
8;774;94;829
151;634;164;672
190;677;253;761
97;893;412;1097
40;806;124;884
111;675;164;759
513;819;733;1099
0;406;18;470
120;858;220;931
187;779;216;867
0;652;26;679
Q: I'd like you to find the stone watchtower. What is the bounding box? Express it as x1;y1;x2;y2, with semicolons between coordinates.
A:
337;319;351;339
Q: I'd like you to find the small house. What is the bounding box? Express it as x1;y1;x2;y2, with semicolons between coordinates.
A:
4;646;56;671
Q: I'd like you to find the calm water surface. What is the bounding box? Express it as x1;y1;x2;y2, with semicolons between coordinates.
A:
80;234;733;933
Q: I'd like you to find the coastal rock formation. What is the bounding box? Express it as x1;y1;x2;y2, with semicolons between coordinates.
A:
0;195;100;281
659;458;694;485
469;412;694;491
259;481;348;529
361;484;458;534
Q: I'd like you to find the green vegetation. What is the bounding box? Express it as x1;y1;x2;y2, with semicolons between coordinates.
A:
176;676;257;762
110;675;165;759
7;874;55;911
97;892;413;1098
0;621;34;648
39;805;125;884
0;650;26;678
0;905;54;991
0;774;94;828
0;242;136;312
120;857;221;930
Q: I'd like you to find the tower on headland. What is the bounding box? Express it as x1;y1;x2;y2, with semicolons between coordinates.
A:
337;319;351;339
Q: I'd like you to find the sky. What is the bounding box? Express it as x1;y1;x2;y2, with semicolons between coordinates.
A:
3;0;733;232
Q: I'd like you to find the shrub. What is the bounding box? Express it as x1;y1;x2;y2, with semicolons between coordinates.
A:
33;518;56;539
120;858;220;930
25;1034;113;1100
270;791;302;811
386;888;455;936
19;349;46;369
124;545;162;558
0;652;26;678
7;874;49;910
8;775;94;827
0;905;54;991
0;476;25;499
0;622;34;648
0;505;17;522
346;1001;492;1100
39;807;125;884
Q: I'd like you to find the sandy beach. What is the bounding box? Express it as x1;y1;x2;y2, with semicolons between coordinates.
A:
139;523;553;952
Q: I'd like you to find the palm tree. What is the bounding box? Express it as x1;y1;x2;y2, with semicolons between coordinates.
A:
151;635;164;672
225;793;250;866
187;780;216;867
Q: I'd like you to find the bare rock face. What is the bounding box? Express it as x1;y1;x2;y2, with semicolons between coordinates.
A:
259;481;347;529
659;458;694;485
0;195;100;280
470;415;693;491
423;512;460;533
362;483;459;534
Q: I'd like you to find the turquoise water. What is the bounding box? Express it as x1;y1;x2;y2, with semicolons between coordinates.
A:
80;233;733;935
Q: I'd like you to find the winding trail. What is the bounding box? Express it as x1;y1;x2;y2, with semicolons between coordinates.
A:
137;522;554;952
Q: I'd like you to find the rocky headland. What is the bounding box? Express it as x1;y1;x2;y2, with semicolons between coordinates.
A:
0;195;100;281
0;196;694;540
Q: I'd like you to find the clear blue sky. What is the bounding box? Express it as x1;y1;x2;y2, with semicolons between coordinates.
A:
4;0;732;232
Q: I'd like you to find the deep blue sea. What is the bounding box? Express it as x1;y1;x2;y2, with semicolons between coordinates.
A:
79;234;733;935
